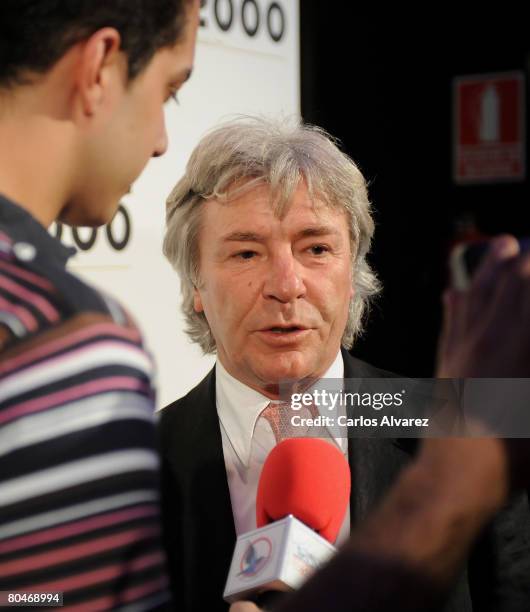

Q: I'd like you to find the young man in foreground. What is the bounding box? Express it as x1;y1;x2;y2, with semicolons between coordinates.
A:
0;1;199;608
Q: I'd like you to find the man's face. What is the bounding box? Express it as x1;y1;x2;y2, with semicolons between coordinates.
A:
65;0;200;226
193;181;355;395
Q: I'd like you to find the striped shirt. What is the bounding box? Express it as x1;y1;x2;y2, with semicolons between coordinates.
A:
0;196;171;610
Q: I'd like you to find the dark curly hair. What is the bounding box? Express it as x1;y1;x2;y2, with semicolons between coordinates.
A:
0;0;192;88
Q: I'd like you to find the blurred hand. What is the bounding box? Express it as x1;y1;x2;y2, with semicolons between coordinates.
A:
437;235;530;378
436;234;530;488
229;602;261;612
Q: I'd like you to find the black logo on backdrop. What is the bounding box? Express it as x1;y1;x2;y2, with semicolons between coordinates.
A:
201;0;286;42
52;204;131;252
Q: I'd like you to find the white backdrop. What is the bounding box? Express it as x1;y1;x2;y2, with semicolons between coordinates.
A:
57;0;300;407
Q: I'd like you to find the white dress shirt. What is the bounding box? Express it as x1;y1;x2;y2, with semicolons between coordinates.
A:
216;350;350;546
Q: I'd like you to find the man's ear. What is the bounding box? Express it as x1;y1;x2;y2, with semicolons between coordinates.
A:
193;287;204;313
75;28;124;117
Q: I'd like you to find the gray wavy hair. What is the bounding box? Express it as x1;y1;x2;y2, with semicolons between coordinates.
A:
163;116;381;354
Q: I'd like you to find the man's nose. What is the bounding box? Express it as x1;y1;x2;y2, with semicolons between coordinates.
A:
152;118;169;158
263;251;305;303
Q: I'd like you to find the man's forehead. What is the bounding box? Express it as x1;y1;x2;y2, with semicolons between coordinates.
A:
218;223;344;244
219;180;339;216
205;194;348;240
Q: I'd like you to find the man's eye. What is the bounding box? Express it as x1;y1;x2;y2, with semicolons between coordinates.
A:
234;251;256;260
309;245;329;255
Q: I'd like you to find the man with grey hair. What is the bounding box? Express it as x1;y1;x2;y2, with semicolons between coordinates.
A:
158;117;530;611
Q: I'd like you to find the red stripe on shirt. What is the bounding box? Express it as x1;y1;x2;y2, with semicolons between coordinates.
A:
0;322;144;377
0;505;159;555
0;295;38;331
0;526;161;577
26;550;165;593
0;259;54;292
0;377;152;425
0;275;59;322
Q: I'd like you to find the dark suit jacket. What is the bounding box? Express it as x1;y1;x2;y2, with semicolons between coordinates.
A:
158;351;530;611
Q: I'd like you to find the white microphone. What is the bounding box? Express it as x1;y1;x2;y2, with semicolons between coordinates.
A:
223;438;351;605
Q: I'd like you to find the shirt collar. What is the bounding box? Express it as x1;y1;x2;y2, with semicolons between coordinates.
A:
0;194;76;267
216;350;345;468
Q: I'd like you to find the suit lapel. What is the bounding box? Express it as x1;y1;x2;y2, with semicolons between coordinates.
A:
173;367;236;610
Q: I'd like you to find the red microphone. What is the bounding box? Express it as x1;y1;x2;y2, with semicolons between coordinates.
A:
257;438;351;543
224;438;351;604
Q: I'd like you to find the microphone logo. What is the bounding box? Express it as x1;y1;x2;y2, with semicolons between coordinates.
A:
238;537;273;578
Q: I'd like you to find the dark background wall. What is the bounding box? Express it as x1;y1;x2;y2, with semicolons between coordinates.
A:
300;9;529;376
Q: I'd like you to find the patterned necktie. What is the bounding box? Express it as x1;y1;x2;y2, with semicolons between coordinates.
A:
260;401;321;443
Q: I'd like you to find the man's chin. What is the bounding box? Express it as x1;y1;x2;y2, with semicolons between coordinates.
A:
58;198;120;228
258;367;318;400
255;355;315;386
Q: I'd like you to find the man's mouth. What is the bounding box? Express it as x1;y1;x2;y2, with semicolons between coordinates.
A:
268;326;304;334
256;325;310;345
259;324;310;335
